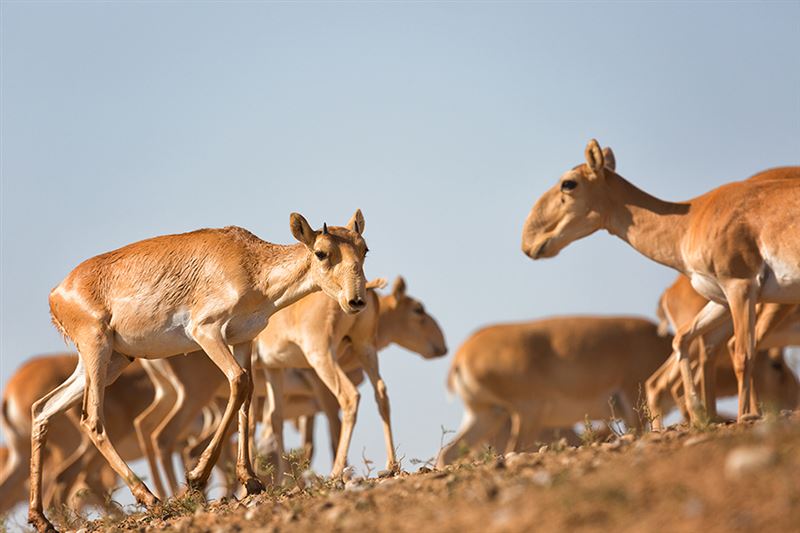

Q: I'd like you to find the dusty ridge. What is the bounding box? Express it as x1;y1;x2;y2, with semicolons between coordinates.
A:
71;413;800;533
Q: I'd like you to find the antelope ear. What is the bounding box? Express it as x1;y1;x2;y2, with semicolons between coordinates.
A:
392;276;407;299
290;213;317;249
584;139;605;176
602;147;616;171
347;209;365;235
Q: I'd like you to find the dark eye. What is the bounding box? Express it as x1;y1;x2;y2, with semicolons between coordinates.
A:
414;306;425;315
561;180;577;192
364;247;369;258
315;251;327;260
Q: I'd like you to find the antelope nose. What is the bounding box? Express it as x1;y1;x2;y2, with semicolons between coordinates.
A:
348;298;366;309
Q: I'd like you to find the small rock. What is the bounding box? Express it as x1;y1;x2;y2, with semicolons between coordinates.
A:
377;469;394;478
683;435;712;447
538;445;549;454
601;440;622;452
345;480;366;492
492;508;513;527
418;466;432;474
326;506;345;523
301;468;319;488
505;452;540;469
620;433;636;444
643;432;663;442
725;445;777;479
684;497;705;518
341;466;356;482
530;469;552;487
245;507;258;520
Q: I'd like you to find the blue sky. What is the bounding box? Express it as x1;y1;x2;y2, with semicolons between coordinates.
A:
1;0;798;504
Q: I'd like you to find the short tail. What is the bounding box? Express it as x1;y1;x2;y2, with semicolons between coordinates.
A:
49;291;71;345
447;364;457;394
0;397;22;470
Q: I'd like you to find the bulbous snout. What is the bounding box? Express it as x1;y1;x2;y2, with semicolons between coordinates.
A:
521;235;551;260
339;271;367;314
431;342;448;358
348;297;366;310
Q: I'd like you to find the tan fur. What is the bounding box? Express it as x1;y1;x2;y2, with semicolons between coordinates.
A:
254;275;447;481
29;211;369;532
268;276;448;468
1;355;155;513
521;140;799;424
128;276;445;493
438;316;672;466
647;275;800;426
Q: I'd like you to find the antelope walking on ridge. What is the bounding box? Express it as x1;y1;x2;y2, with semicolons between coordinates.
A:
521;142;799;424
126;275;445;495
438;316;672;467
30;211;368;532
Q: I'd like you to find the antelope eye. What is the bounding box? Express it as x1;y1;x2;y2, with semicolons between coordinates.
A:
561;180;577;191
314;251;327;260
413;306;425;315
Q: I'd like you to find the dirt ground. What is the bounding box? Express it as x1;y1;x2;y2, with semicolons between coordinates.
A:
49;412;800;533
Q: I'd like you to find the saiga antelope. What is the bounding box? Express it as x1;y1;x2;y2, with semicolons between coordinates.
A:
521;143;799;424
30;211;368;532
438;316;672;466
130;275;445;495
256;275;447;477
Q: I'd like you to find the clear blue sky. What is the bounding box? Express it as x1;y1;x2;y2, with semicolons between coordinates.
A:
1;0;798;501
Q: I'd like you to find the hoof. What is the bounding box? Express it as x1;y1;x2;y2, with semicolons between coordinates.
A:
186;475;207;492
138;493;160;507
28;511;57;533
245;477;265;495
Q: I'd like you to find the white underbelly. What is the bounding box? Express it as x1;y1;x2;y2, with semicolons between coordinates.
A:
258;343;310;369
761;259;800;303
690;273;726;303
113;328;200;358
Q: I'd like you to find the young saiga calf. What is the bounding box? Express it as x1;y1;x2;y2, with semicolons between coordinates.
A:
257;276;447;472
255;276;447;481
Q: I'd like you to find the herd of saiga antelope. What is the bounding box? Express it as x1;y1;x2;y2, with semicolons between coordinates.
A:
0;140;798;532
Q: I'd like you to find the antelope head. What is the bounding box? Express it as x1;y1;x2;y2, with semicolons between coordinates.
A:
290;209;369;314
379;276;448;358
521;139;616;260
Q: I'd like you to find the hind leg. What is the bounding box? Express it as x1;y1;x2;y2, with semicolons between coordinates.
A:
507;407;541;454
29;360;88;532
437;406;505;467
76;346;156;510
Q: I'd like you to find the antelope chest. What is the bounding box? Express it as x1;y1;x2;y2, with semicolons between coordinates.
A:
223;306;274;345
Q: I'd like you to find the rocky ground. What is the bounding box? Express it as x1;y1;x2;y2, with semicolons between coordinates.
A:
38;412;800;533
